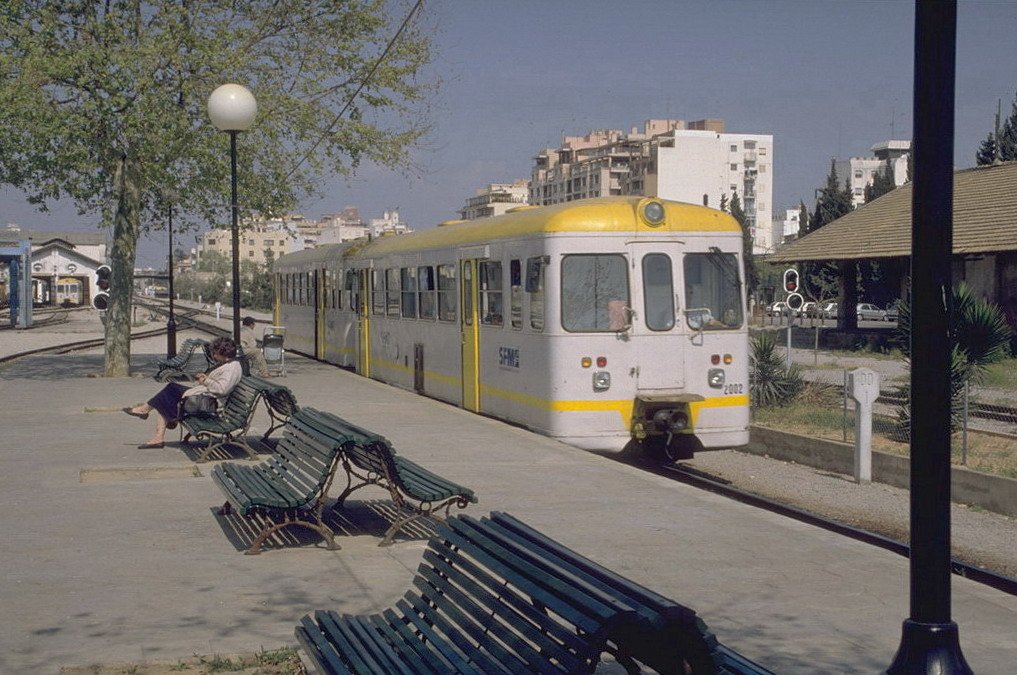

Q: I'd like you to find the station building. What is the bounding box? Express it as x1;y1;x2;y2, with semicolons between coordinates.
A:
769;160;1017;337
0;224;108;308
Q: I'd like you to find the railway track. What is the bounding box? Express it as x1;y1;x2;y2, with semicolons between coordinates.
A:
655;461;1017;597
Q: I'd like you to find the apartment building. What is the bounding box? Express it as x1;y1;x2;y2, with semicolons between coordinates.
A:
197;215;303;265
529;119;775;253
458;180;530;220
834;139;911;208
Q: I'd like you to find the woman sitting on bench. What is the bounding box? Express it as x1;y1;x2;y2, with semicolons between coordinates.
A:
123;336;242;449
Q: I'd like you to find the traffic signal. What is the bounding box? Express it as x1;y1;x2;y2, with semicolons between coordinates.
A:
783;268;799;294
93;264;111;310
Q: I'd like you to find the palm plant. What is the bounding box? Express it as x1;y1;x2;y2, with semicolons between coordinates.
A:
750;331;805;408
896;282;1013;433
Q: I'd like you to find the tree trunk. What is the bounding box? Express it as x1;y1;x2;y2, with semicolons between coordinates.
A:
104;155;141;377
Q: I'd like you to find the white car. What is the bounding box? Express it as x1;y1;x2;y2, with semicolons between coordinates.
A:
856;303;886;321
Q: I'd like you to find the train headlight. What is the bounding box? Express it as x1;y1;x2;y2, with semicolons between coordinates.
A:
593;371;611;392
708;368;725;388
640;199;666;227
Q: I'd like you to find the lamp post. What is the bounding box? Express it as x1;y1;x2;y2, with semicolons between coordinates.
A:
166;202;177;357
207;83;257;345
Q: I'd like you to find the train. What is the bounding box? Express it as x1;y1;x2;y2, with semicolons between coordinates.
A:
273;196;750;463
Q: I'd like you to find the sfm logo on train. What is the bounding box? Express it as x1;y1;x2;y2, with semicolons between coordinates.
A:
498;347;520;369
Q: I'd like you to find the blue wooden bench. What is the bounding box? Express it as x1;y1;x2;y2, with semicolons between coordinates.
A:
322;415;477;546
211;407;361;555
153;337;212;381
295;512;773;674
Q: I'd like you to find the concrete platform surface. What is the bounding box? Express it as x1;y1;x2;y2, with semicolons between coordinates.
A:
1;342;1015;674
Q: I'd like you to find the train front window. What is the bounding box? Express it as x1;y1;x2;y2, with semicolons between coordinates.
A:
561;254;629;332
642;253;675;331
683;251;743;330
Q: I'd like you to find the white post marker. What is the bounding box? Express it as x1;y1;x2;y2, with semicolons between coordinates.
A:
215;301;222;320
847;367;880;484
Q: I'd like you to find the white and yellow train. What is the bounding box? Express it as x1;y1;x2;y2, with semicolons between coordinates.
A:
273;197;749;463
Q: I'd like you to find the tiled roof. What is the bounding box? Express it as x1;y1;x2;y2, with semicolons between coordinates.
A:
769;161;1017;262
20;229;107;247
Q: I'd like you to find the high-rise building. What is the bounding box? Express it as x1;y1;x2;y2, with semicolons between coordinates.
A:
529;119;774;253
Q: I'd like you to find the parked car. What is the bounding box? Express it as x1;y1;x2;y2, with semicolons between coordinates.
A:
767;301;788;316
800;301;817;318
820;302;838;319
856;303;887;321
884;300;901;322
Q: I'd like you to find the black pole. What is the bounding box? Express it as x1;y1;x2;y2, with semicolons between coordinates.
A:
229;129;241;346
166;203;177;357
886;1;971;672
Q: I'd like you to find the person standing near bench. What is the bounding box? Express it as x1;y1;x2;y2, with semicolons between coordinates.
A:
240;316;271;378
123;336;242;449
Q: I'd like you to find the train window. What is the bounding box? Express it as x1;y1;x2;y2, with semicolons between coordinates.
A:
437;264;456;322
462;263;473;326
561;254;629;332
372;269;385;315
527;257;545;331
510;259;522;329
642;254;675;331
307;272;314;306
335;270;342;309
683;251;743;330
345;270;359;311
418;266;436;319
479;260;503;326
386;268;400;316
401;268;417;318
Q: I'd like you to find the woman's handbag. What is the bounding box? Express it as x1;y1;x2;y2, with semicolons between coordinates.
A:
182;393;218;416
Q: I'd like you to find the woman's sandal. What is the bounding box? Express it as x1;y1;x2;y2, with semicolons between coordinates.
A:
123;407;149;420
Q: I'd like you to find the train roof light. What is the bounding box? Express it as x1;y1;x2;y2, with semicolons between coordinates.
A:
640;199;666;227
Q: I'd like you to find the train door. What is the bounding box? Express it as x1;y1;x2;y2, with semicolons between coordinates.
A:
355;269;371;377
460;259;480;411
629;244;684;389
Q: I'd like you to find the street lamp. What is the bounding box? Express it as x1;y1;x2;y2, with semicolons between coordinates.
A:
207;83;257;345
166;200;177;357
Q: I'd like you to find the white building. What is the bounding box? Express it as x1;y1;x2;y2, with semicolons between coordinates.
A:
779;208;804;244
370;210;412;237
458;180;529;220
316;206;370;244
529;119;775;253
2;224;109;306
834;139;911;208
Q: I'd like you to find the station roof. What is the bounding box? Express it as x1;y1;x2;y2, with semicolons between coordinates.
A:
768;161;1017;263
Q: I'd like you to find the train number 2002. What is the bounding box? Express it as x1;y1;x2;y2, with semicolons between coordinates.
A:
723;383;744;395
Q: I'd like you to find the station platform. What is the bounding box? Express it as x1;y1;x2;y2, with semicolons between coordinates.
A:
0;335;1015;673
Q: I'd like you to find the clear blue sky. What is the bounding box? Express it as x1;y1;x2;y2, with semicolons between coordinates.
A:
2;0;1016;268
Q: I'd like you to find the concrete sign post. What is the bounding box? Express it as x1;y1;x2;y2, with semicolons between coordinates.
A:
847;367;880;484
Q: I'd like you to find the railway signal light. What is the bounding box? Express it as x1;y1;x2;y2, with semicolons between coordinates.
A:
93;264;111;310
783;268;799;294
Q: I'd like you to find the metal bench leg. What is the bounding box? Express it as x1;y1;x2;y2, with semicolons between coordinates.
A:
245;512;340;555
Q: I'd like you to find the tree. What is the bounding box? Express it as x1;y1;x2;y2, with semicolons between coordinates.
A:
975;91;1017;165
0;1;434;376
863;161;896;203
802;162;853;306
807;160;853;233
975;132;998;166
728;191;758;296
